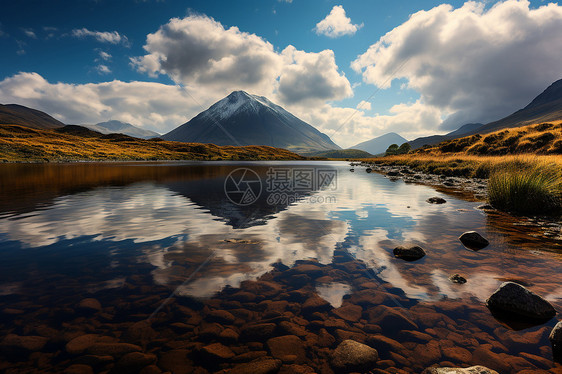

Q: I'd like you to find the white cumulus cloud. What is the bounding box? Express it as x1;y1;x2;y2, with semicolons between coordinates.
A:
95;64;111;74
72;28;129;45
0;72;203;133
314;5;363;38
352;0;562;131
131;14;352;104
356;100;371;111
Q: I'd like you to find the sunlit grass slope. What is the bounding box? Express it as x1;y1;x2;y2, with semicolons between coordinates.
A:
0;124;303;162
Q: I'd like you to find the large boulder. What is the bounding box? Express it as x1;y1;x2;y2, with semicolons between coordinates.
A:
459;231;489;250
331;339;378;373
486;282;556;320
422;366;499;374
266;335;306;363
393;245;426;261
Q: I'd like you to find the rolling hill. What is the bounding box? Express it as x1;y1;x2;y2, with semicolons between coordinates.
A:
475;78;562;134
351;132;408;155
415;120;562;156
162;91;340;154
0;104;65;129
0;124;303;162
81;120;160;139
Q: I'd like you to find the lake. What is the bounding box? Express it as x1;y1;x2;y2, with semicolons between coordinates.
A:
0;161;561;373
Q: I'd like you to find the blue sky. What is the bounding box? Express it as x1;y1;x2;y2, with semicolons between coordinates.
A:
1;0;561;147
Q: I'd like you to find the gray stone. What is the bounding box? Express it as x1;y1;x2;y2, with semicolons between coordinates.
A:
393;245;426;261
486;282;556;320
331;339;378;373
459;231;489;249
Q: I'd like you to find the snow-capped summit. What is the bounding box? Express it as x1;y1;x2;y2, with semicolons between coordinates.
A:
162;91;340;154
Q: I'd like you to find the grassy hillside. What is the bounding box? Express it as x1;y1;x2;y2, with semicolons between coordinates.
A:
416;121;562;156
0;104;65;129
0;124;304;162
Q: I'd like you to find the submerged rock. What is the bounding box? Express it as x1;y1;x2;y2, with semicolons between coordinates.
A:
486;282;556;320
427;197;447;204
459;231;489;249
266;335;306;363
229;358;282;374
449;274;467;284
331;340;378;373
422;366;499;374
201;342;235;360
393;245;426;261
1;334;48;352
77;298;102;313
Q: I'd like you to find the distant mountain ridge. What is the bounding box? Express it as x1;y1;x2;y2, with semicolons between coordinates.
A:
82;120;160;139
408;123;483;150
351;132;408;155
162;91;340;154
474;78;562;134
409;78;562;149
0;104;65;129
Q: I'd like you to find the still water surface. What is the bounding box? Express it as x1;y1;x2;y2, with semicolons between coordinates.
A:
0;161;561;372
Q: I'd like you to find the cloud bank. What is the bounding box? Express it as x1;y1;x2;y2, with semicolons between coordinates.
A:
0;72;197;133
352;0;562;130
131;14;353;105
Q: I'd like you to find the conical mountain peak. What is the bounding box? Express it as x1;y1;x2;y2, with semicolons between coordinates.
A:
163;91;340;154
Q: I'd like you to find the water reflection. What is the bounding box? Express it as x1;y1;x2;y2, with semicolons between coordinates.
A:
0;161;560;306
316;282;352;308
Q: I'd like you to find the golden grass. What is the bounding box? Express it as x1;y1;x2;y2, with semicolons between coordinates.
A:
0;124;303;162
368;154;562;178
417;120;562;156
488;162;562;214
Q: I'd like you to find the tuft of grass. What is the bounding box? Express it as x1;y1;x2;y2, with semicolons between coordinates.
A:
488;162;562;214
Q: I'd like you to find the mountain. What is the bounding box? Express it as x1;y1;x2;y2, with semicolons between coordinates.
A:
81;120;160;139
162;91;340;154
445;123;484;137
351;132;408;155
408;123;483;150
0;104;65;129
475;78;562;134
409;78;562;149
